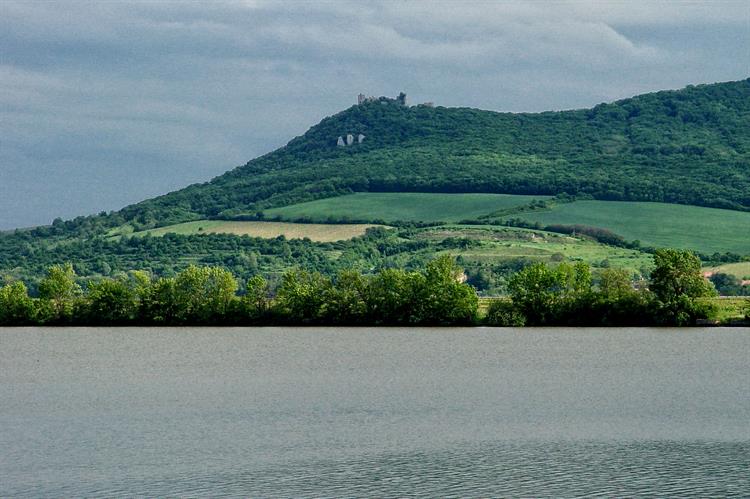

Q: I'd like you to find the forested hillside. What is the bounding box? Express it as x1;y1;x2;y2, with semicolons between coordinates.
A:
1;79;749;287
117;78;750;229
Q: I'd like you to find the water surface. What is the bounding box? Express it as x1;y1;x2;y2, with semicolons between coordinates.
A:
1;327;748;496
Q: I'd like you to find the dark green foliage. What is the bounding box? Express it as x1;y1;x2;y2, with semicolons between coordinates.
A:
240;275;270;320
494;250;719;326
140;265;238;325
485;299;526;326
543;224;632;248
362;268;423;325
0;251;740;326
506;261;594;325
590;268;654;326
272;256;477;325
414;255;479;325
0;257;479;326
273;269;333;324
83;278;139;325
325;270;368;324
650;249;717;325
0;281;35;325
709;273;750;296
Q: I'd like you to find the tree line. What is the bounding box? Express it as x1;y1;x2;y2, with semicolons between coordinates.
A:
0;256;477;327
487;249;728;326
2;250;745;327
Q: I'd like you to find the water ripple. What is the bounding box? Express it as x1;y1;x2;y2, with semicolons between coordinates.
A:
10;440;748;498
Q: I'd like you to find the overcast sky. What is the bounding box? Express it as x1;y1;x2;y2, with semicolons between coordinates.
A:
1;0;748;229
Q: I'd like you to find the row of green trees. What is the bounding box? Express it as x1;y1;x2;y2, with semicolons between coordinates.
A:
1;250;742;327
0;256;477;326
486;249;722;326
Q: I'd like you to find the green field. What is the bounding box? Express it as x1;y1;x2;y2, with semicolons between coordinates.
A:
129;220;384;242
507;201;750;255
266;192;544;223
267;194;750;254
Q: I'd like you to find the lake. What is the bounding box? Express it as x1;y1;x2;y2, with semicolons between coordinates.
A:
1;327;748;497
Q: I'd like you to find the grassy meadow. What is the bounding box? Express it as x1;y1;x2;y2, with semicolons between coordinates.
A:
266;193;750;255
417;225;653;276
266;192;544;223
506;200;750;255
128;220;384;242
704;262;750;280
699;297;750;323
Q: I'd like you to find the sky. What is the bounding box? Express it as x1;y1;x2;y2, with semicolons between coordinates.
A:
1;0;748;229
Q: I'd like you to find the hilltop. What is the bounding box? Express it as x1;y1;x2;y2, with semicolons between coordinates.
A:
115;78;750;230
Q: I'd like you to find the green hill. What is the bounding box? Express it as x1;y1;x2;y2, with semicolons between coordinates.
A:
1;79;749;286
119;78;750;229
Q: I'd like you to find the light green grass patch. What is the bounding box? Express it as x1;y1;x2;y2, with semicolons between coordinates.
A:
131;220;385;242
702;297;749;322
704;262;750;280
418;225;653;276
266;192;545;223
507;200;750;255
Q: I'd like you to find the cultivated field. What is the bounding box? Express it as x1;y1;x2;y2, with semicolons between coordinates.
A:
508;201;750;255
131;221;384;242
266;192;544;223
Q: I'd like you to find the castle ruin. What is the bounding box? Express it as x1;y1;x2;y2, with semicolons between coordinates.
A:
357;92;407;106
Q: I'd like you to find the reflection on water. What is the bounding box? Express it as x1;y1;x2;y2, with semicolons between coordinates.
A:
1;327;749;497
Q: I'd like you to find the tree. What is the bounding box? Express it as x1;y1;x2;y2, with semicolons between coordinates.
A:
507;263;560;325
414;255;478;325
650;249;716;325
364;267;422;325
274;269;332;323
84;278;138;325
171;265;239;324
326;270;368;324
484;298;525;326
708;273;746;296
38;263;81;322
242;274;270;321
598;268;634;300
507;262;594;325
0;281;34;325
140;277;178;324
594;268;652;326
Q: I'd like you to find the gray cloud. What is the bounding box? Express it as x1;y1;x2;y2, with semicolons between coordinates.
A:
1;0;748;228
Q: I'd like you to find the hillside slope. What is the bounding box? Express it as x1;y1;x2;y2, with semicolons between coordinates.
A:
117;79;750;229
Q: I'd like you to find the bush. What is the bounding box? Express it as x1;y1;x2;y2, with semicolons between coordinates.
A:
484;299;526;326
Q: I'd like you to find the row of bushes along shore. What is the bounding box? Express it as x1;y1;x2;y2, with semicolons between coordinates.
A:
1;251;747;327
